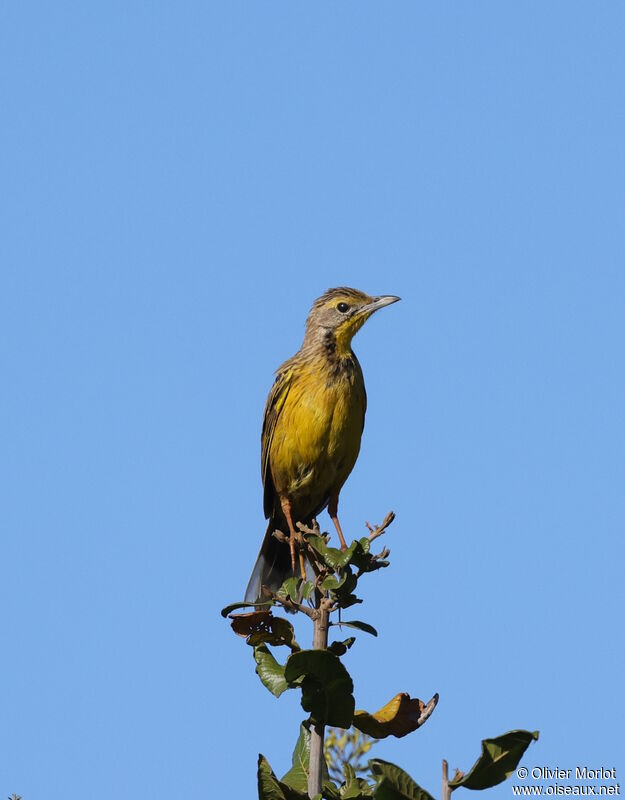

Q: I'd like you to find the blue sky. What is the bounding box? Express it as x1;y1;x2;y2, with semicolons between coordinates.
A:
2;3;624;798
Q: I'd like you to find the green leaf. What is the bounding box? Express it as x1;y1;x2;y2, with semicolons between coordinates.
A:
332;620;378;637
281;724;311;791
220;600;272;617
322;567;358;594
328;637;356;657
345;540;371;569
321;782;342;800
285;650;355;728
282;723;331;792
448;730;540;791
258;754;309;800
276;577;316;603
306;535;342;568
349;539;389;573
321;570;353;592
343;781;374;798
322;569;358;607
301;580;316;600
342;762;374;797
306;536;360;570
370;760;435;800
281;577;301;600
327;541;361;570
254;645;290;697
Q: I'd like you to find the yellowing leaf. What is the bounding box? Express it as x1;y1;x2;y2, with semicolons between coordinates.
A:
229;610;299;650
353;692;438;739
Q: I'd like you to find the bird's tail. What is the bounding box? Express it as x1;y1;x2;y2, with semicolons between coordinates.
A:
244;520;297;605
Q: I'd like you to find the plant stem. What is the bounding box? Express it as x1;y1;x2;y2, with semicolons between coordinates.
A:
442;759;451;800
308;599;330;799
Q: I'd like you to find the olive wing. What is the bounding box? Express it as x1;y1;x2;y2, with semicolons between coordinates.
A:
261;367;293;519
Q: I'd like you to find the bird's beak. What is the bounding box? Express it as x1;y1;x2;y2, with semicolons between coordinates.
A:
362;295;401;315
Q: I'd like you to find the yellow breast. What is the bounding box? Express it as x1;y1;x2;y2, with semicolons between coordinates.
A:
269;355;366;518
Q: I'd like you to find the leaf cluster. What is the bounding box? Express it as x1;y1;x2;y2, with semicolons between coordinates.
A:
222;516;435;737
222;513;539;799
258;729;539;800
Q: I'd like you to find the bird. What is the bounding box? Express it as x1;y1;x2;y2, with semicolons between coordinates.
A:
244;287;400;604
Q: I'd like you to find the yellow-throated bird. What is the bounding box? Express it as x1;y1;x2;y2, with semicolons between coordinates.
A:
244;287;400;604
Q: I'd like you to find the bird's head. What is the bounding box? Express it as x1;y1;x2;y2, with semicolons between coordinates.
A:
304;287;400;355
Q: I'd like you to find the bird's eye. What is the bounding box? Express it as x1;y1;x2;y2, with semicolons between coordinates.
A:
337;302;350;313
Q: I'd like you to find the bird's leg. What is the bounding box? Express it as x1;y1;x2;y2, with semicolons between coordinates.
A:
328;495;348;551
280;497;307;580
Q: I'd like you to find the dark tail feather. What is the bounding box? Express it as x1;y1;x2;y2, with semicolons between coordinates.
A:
244;521;296;605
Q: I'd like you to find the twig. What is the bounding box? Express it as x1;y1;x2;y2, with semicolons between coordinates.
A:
442;759;451;800
308;595;331;798
296;519;323;537
365;511;395;542
263;589;317;620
